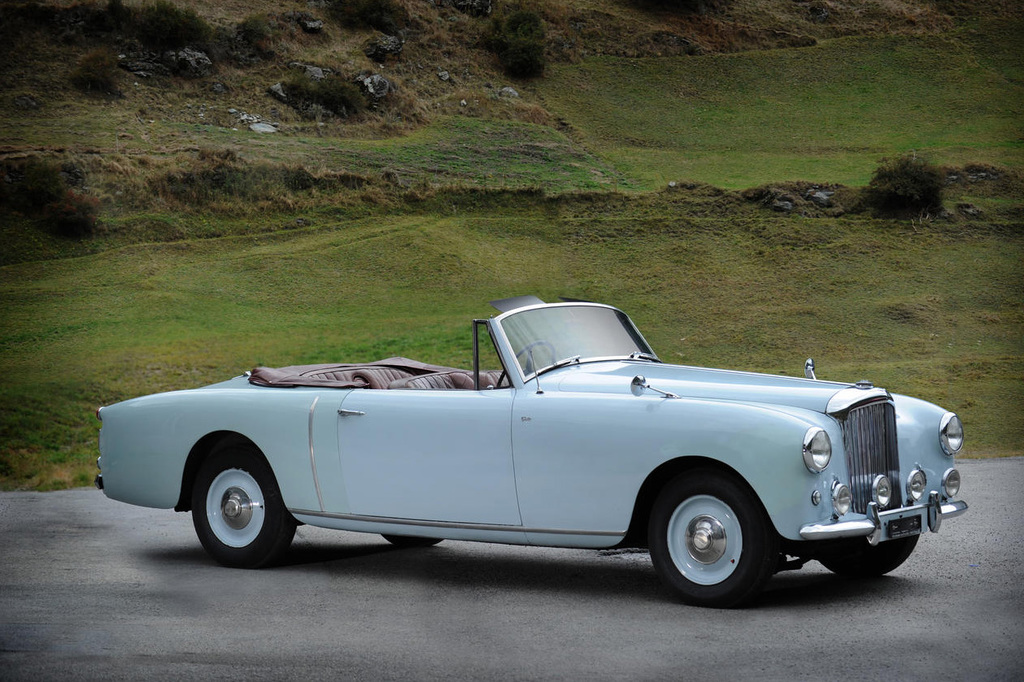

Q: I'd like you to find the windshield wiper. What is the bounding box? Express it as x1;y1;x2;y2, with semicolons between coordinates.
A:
629;351;661;362
536;355;581;376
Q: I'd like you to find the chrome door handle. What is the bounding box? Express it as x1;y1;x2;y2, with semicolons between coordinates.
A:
337;409;366;417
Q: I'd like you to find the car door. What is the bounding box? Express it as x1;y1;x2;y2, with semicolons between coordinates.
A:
336;388;521;525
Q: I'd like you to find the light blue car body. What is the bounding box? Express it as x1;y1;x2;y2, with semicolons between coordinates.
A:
98;301;966;553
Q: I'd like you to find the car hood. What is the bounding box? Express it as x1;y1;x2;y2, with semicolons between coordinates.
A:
553;360;855;415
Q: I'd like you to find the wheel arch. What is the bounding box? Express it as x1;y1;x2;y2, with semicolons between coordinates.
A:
620;455;775;548
175;431;264;512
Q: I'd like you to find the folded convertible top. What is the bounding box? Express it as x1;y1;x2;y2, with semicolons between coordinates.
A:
248;357;460;389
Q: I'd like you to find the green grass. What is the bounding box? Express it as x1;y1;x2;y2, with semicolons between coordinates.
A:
2;199;1021;489
1;5;1022;490
535;26;1024;188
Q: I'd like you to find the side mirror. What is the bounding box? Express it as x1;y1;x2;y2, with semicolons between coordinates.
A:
631;375;679;399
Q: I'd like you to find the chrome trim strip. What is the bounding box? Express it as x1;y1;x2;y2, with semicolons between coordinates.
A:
308;396;325;513
288;508;626;538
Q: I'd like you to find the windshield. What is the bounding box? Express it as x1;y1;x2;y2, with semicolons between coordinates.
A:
497;304;655;378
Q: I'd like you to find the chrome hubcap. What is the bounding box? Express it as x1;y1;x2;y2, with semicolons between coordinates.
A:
221;487;253;530
686;514;727;564
667;494;743;586
206;468;266;548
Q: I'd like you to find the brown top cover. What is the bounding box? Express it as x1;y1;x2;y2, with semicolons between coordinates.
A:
248;357;461;389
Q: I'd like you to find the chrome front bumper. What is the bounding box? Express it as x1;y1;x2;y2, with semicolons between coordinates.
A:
799;492;968;545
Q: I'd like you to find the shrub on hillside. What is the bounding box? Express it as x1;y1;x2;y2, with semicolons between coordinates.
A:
863;154;944;214
135;1;212;49
237;14;274;49
71;47;120;93
327;0;408;34
283;76;368;118
484;10;546;78
46;190;100;237
106;0;132;28
19;160;65;211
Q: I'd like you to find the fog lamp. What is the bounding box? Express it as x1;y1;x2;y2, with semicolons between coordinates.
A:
832;482;852;517
907;469;927;502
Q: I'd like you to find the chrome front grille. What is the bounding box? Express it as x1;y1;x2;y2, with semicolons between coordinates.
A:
841;399;900;514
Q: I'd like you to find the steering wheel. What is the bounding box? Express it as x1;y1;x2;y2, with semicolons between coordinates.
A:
516;340;556;376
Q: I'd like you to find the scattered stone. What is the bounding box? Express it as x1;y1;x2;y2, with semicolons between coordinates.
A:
365;34;404;62
957;203;982;217
460;99;468;107
498;86;519;98
772;199;794;212
163;48;213;78
437;69;451;82
268;82;288;103
210;82;229;94
805;188;834;207
281;11;323;33
440;0;492;17
14;95;39;109
119;53;170;78
808;4;830;23
250;122;277;133
358;73;393;101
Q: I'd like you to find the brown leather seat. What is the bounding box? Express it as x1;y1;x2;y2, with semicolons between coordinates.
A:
389;371;476;390
389;370;506;390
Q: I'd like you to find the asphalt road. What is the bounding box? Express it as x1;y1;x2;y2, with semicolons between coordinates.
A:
2;458;1022;681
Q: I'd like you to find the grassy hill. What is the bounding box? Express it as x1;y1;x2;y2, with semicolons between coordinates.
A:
1;0;1022;489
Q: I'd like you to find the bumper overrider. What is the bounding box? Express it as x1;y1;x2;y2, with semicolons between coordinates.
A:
800;492;968;545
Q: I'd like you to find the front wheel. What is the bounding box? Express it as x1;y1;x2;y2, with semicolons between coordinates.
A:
648;470;779;608
191;445;296;568
818;535;919;577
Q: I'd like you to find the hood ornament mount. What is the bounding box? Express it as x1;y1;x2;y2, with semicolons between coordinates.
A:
804;358;816;380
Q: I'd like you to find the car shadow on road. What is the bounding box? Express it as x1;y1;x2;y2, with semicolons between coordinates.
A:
143;538;926;608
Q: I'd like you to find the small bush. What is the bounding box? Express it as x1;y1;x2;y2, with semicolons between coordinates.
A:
484;10;546;78
864;154;944;213
237;14;273;48
135;1;212;49
328;0;408;34
20;160;65;210
71;47;120;93
106;0;132;28
46;190;100;237
284;76;368;118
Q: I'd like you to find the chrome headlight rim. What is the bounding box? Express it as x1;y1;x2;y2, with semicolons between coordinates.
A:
871;474;892;508
831;481;852;517
906;468;927;502
802;427;832;473
942;468;961;499
939;412;964;456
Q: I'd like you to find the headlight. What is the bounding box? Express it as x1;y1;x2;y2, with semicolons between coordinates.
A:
942;468;961;498
872;475;892;508
939;412;964;456
802;427;832;473
907;469;927;502
832;481;852;517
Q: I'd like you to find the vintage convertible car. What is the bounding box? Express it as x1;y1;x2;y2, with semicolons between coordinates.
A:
96;297;967;607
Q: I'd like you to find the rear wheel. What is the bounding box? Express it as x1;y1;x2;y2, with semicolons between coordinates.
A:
648;470;779;608
382;534;443;548
818;535;919;577
191;445;296;568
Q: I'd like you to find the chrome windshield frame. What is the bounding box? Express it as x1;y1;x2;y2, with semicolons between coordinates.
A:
488;302;657;386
